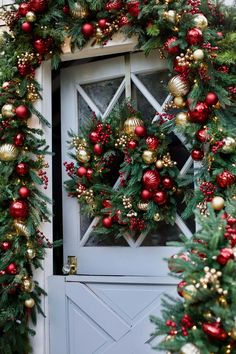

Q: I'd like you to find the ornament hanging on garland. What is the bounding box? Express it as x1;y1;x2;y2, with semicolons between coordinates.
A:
202;322;228;341
0;144;19;161
105;0;123;11
9;200;29;219
188;101;209;124
18;3;31;16
127;0;140;17
168;75;190;97
123;116;144;137
70;2;88;18
29;0;48;13
82;23;95;38
216;170;235;188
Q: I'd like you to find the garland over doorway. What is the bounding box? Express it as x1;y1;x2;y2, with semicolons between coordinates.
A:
0;0;235;353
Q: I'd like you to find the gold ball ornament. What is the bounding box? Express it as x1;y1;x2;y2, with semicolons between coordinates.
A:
193;13;208;29
175;112;189;126
222;137;236;153
182;284;197;301
142;150;157;164
155;160;164;169
180;343;201;354
76;148;91;163
26;248;36;259
70;2;88;18
26;11;36;22
163;10;176;23
137;201;149;211
1;103;15;118
14;220;30;237
193;49;204;61
24;298;35;308
123;117;144;137
211;196;225;211
174;96;186;108
0;144;19;161
153;213;161;222
21;276;35;292
168;76;190;97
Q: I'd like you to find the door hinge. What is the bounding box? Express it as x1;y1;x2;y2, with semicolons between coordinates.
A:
68;256;77;275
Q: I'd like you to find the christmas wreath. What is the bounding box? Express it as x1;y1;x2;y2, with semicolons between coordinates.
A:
64;103;180;239
0;0;235;353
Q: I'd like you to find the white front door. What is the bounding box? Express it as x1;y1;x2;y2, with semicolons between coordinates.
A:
60;51;193;277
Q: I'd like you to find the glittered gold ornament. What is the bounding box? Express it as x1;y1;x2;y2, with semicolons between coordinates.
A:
21;276;35;292
14;220;30;237
137;201;149;211
155;160;163;169
180;343;201;354
193;49;204;60
193;13;208;29
142;150;157;164
24;298;35;308
168;75;189;97
26;11;36;22
70;2;88;18
123;117;144;137
0;144;19;161
211;196;225;211
163;10;176;23
174;96;185;108
1;103;15;118
222;137;236;153
76;148;91;163
175;112;189;126
182;284;197;301
153;213;161;222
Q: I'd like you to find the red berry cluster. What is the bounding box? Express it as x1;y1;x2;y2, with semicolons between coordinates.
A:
64;161;75;176
202;43;219;52
129;217;145;231
187;0;201;14
211;140;225;154
166;319;177;336
228;86;236;95
224;217;236;247
217;65;229;73
36;229;52;248
96;123;112;145
200;181;216;201
181;314;194;336
38;169;49;189
199;65;211;82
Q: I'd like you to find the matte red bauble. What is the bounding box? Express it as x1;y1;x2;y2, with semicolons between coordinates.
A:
9;200;29;219
18;3;31;16
21;22;33;33
105;0;122;11
205;92;218;106
142;170;161;190
140;189;152;200
29;0;48;13
89;131;99;144
127;140;138;149
94;143;103;155
146;136;159;150
98;19;108;29
14;133;25;147
15;105;30;120
196;128;209;143
217;248;234;265
77;166;87;177
127;1;140;17
188;102;209;124
102;217;113;228
162;176;174;189
16;162;29;176
86;168;93;181
186;28;203;45
177;280;187;297
18;186;31;198
164;37;180;55
1;241;11;252
191;149;204;161
216;171;235;188
134;125;146;137
202;322;228;341
153;190;168;205
82;23;95;37
5;262;18;275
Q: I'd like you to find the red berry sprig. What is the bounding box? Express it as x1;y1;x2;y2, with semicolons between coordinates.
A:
211;140;225;154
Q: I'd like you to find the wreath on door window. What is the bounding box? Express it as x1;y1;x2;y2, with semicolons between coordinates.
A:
64;102;180;239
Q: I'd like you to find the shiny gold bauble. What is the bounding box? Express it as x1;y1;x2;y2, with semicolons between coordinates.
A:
76;148;91;163
24;298;35;308
26;11;36;22
182;284;197;301
123;117;144;137
0;144;19;161
168;75;189;97
180;343;201;354
153;213;161;222
27;248;36;259
163;10;176;23
14;220;30;237
155;160;164;169
211;196;225;211
21;276;35;292
222;137;236;153
173;96;186;108
193;13;208;29
70;2;88;18
193;49;204;61
1;103;15;118
137;201;149;211
142;150;157;164
175;112;189;126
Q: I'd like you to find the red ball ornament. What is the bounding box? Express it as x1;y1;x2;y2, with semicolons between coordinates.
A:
77;166;87;177
89;131;99;144
93;143;103;155
127;0;140;17
217;248;234;265
21;22;33;33
164;37;180;55
205;92;218;106
29;0;48;13
86;168;93;181
102;217;113;228
18;63;32;76
196;128;209;143
188;101;209;124
18;3;31;16
1;241;11;252
202;322;228;341
134;125;146;137
153;190;168;205
33;38;50;54
82;23;95;38
216;171;235;188
127;140;138;149
105;0;123;11
5;262;18;275
119;16;129;27
162;176;174;189
181;314;194;329
98;19;108;29
146;136;159;150
9;200;29;219
140;189;152;200
18;186;31;198
142;170;161;190
14;133;25;147
15;105;30;120
177;280;187;297
16;162;29;177
191;148;204;161
186;28;203;45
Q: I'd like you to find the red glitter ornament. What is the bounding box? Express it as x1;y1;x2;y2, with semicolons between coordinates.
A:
153;190;168;205
186;28;203;45
217;248;234;265
82;23;95;37
15;162;29;177
188;101;209;124
119;16;129;27
86;168;93;181
21;22;33;33
9;200;29;219
1;241;11;252
134;125;146;137
177;280;187;297
142;170;161;190
18;3;31;16
191;148;204;161
77;166;87;177
5;262;18;275
33;38;51;54
102;217;113;228
18;186;31;198
202;322;228;341
146;136;159;150
105;0;123;11
164;37;180;55
216;170;235;188
196;128;209;143
205;92;218;106
29;0;48;13
140;189;152;200
93;143;103;155
102;199;112;208
15;105;30;120
14;133;25;147
127;140;138;149
162;176;174;189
